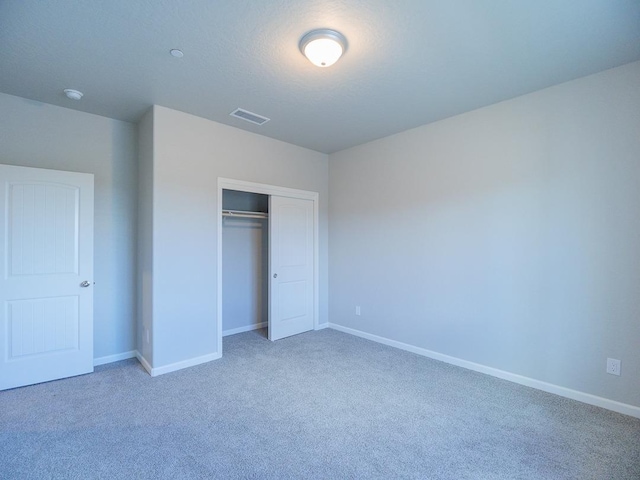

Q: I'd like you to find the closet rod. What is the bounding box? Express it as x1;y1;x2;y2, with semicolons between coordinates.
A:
222;209;268;219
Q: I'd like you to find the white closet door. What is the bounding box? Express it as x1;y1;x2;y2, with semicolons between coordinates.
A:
0;164;94;390
269;195;314;341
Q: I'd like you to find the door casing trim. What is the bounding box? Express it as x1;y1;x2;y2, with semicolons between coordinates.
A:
216;178;319;356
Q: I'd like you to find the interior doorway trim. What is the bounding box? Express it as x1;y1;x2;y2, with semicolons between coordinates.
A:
216;177;320;356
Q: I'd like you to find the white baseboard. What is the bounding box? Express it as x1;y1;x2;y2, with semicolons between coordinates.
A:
328;323;640;419
139;351;222;377
223;322;267;337
94;350;137;366
223;321;328;336
136;351;153;375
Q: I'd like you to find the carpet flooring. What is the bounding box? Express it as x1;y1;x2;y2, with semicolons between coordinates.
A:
1;328;639;479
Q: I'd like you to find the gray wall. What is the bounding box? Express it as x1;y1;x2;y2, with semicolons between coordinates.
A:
137;108;154;363
329;61;640;407
0;92;138;361
145;105;329;368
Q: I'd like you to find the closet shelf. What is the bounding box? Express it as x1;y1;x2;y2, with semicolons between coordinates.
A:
222;209;268;219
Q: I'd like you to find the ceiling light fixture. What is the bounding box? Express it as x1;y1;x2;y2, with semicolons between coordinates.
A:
170;49;184;58
63;89;83;100
299;29;347;67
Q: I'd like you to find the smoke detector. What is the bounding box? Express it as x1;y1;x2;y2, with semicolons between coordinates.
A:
63;89;83;101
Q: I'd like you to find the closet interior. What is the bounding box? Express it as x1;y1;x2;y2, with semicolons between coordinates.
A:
221;189;269;337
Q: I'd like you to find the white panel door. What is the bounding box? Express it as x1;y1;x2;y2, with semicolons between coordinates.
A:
269;196;314;341
0;164;94;390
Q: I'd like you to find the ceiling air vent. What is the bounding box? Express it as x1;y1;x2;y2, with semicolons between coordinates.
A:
230;108;270;126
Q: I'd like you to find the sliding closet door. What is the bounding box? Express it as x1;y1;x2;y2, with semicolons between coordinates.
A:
268;196;314;341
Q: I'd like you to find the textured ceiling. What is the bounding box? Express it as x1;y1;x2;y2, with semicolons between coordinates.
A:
1;1;639;153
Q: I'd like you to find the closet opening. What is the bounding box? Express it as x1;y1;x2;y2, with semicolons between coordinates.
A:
216;177;319;357
221;189;269;339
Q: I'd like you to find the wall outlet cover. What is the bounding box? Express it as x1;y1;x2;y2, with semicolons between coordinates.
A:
606;358;620;376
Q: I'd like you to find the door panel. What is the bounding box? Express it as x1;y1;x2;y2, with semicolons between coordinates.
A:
8;296;79;358
269;196;314;341
0;164;94;390
8;183;79;276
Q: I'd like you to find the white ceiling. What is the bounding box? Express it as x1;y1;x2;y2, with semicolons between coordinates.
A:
1;1;639;154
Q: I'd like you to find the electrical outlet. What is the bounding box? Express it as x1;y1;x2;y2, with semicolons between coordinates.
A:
145;328;150;344
606;358;620;376
355;306;361;316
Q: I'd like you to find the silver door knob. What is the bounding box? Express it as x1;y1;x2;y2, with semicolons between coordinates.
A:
80;281;91;288
273;273;278;278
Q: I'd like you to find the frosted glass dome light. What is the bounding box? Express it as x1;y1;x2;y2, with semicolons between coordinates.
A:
299;29;347;68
